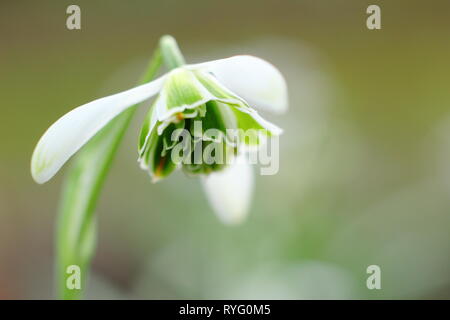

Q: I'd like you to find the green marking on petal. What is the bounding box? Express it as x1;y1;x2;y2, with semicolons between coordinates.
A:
139;123;179;181
194;71;241;102
230;106;282;146
137;64;283;181
159;69;208;115
202;101;232;134
138;102;159;156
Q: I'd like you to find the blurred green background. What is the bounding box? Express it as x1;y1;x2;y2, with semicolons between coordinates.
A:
1;0;449;299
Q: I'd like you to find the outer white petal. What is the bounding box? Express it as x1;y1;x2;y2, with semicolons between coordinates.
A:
201;155;254;224
189;55;288;114
31;76;166;184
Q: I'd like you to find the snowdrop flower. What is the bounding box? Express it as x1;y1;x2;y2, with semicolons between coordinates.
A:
31;48;287;224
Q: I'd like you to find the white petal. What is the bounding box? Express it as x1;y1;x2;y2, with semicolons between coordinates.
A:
189;55;288;114
201;155;254;224
31;76;166;184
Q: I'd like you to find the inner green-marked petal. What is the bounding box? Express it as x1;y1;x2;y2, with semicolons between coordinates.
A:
163;69;207;110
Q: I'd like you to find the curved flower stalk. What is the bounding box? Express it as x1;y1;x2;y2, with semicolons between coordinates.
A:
31;36;288;224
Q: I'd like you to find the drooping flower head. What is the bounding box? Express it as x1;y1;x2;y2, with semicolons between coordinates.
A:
31;41;287;223
137;65;283;181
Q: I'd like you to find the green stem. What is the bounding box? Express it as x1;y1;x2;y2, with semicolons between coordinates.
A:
56;44;164;300
159;35;186;70
56;35;186;300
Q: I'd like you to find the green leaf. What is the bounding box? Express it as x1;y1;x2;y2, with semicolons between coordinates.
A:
56;47;163;300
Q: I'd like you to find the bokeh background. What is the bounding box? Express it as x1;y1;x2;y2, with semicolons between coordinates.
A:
1;0;449;299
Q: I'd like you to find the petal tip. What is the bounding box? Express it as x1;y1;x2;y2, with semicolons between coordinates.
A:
201;157;254;225
30;165;49;184
217;210;248;225
31;151;49;184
